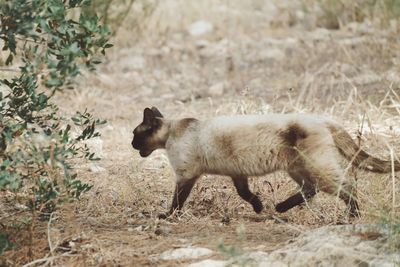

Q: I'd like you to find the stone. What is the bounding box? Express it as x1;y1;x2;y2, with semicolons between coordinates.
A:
259;48;285;61
262;224;397;267
187;259;226;267
134;225;147;232
84;137;104;157
188;225;397;267
159;246;213;260
89;164;106;173
208;82;225;96
308;28;331;41
119;55;146;71
188;20;213;36
385;70;400;84
352;73;381;85
154;226;171;236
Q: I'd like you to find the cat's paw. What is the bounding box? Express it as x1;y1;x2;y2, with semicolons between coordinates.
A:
275;202;290;213
252;199;263;214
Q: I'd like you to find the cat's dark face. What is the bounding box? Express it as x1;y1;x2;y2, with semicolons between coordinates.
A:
132;107;164;157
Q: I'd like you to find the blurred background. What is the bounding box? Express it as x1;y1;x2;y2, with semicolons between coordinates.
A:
72;0;400;119
2;0;400;266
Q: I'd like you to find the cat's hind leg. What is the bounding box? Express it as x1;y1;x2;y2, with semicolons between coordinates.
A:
275;170;317;213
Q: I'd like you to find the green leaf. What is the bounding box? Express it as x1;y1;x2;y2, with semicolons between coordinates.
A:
45;77;63;88
0;0;110;236
0;170;21;191
0;232;15;255
5;54;13;65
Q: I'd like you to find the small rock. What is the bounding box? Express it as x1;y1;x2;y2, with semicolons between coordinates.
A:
104;125;114;132
161;46;171;54
154;226;171;236
177;238;189;244
15;203;29;210
339;36;367;46
338;63;358;76
345;20;375;34
120;55;146;71
208;82;225;96
97;73;116;87
134;225;147;232
188;20;213;36
352;73;381;85
159;246;213;260
308;28;331;41
390;19;398;32
187;259;226;267
259;48;285;61
258;258;288;267
89;164;106;173
84;137;103;157
295;10;305;20
385;70;400;84
262;37;298;47
264;224;396;267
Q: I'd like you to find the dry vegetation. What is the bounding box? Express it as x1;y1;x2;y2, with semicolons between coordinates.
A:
1;0;400;266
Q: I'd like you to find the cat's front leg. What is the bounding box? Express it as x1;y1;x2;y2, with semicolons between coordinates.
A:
158;176;199;219
231;176;263;213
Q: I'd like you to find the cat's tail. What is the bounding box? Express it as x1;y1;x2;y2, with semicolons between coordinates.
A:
328;124;400;173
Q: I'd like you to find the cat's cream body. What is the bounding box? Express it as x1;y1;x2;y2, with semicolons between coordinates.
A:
167;114;334;180
132;107;399;218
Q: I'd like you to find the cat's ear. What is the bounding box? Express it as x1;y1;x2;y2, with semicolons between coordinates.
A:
143;107;155;124
151;106;163;118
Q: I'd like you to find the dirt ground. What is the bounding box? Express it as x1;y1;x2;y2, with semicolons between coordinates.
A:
2;1;400;266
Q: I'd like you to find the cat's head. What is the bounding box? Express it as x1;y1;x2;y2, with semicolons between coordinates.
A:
132;107;166;157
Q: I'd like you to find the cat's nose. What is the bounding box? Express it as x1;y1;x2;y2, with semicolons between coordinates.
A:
131;138;141;150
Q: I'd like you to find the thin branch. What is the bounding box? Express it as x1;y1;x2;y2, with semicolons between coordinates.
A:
47;212;56;255
21;253;73;267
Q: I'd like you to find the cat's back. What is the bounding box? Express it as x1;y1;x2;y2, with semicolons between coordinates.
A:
199;113;331;137
197;113;334;159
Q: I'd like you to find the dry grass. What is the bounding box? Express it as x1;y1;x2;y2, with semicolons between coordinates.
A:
1;0;400;266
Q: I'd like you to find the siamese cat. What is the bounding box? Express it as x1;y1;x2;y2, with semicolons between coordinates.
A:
132;107;400;218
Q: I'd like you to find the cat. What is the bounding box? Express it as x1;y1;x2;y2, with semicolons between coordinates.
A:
131;107;399;218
